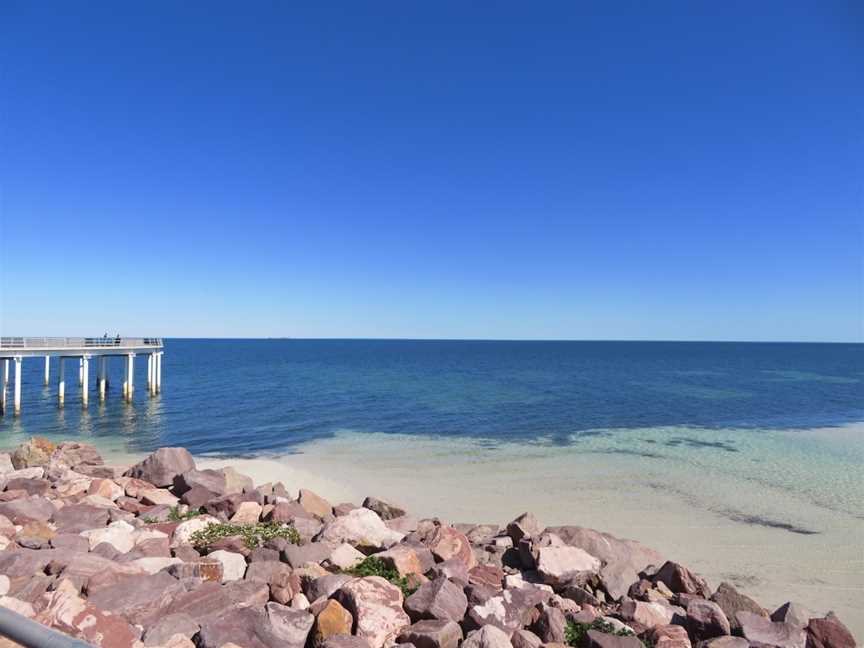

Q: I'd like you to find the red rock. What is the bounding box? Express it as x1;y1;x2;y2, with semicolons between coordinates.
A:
468;564;504;590
806;615;855;648
38;581;140;648
425;525;476;569
87;571;186;626
647;625;692;648
654;561;710;597
686;599;731;640
405;577;468;623
124;448;195;488
334;576;411;648
299;488;333;518
11;437;56;469
507;512;542;544
397;620;463;648
710;582;767;632
362;496;406;520
0;496;53;524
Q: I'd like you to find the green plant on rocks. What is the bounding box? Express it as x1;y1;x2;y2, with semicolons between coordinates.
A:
189;522;300;551
345;556;417;598
168;506;203;522
565;619;636;647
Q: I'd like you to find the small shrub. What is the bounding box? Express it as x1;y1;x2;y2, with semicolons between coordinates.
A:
565;619;635;647
345;556;417;598
189;522;300;551
168;506;203;522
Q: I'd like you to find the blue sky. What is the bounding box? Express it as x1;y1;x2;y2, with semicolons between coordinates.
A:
1;2;861;341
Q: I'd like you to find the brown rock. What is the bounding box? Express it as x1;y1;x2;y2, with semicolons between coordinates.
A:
546;526;664;576
686;599;731;640
322;637;371;648
334;576;411;648
511;629;544;648
507;512;542;544
653;562;710;597
11;437;56;469
50;442;103;470
405;577;468;622
426;525;476;568
142;613;201;646
362;496;407;520
87;571;186;626
469;564;504;590
710;582;767;632
312;599;354;648
38;581;139;648
5;478;50;496
0;496;53;524
124;447;196;488
805;615;855;648
583;629;644;648
166;559;224;582
397;620;463;648
532;605;567;643
378;543;435;576
647;624;691;648
736;611;805;648
299;488;333;518
15;521;55;549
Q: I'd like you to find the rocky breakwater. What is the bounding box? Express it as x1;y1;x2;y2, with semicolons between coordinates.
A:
0;436;856;648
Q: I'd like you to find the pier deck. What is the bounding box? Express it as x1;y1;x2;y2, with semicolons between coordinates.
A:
0;337;164;415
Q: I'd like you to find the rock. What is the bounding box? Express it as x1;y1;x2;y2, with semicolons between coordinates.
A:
15;521;55;549
507;512;542;544
397;620;463;648
318;508;404;551
128;556;182;574
600;561;639;601
231;500;263;524
378;543;435;576
363;496;407;520
266;602;316;647
545;526;663;576
710;582;766;632
532;605;567;643
466;585;551;635
87;571;186;626
700;638;748;648
81;520;136;553
5;477;50;495
0;596;36;617
125;447;196;488
686;599;730;640
284;541;333;567
140;487;180;506
462;625;516;648
469;564;504;590
167;579;269;620
165;560;223;582
535;546;601;586
619;600;674;628
299;488;333;518
329;542;366;570
87;478;124;501
270;500;314;523
805;615;855;648
0;454;13;474
334;576;411;648
143;613;200;647
0;495;54;524
208;549;247;581
171;515;219;546
306;574;353;602
646;624;691;648
387;516;420;535
583;629;644;648
11;437;56;469
771;602;814;629
49;533;90;552
736;611;805;648
429;558;469;584
39;580;140;648
50;442;103;469
312;599;354;647
322;636;372;648
653;562;710;597
405;577;468;622
51;504;108;533
511;629;544;648
196;603;314;648
173;468;227;499
0;576;8;596
425;525;476;568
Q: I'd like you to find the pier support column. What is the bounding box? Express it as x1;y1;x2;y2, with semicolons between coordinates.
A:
1;359;7;415
13;357;22;415
125;353;135;401
98;357;107;401
58;357;66;406
156;352;162;393
78;358;83;385
44;356;50;385
81;356;90;407
147;354;153;394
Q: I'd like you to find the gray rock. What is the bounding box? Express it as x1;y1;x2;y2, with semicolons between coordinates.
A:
405;577;468;622
397;620;463;648
363;496;407;520
125;448;195;488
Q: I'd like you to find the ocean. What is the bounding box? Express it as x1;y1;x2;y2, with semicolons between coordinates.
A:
2;339;863;632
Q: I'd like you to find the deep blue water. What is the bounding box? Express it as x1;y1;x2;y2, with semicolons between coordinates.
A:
2;340;862;455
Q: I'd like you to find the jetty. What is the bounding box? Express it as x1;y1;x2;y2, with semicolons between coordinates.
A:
0;336;163;415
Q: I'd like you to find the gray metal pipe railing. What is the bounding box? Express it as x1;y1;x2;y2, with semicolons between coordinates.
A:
0;337;163;350
0;606;95;648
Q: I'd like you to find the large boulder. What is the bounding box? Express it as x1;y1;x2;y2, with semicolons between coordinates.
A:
397;619;463;648
11;437;57;469
463;625;513;648
87;571;186;626
619;600;675;628
142;613;200;647
377;543;435;576
805;615;855;648
318;508;404;551
653;561;710;597
686;599;731;640
420;524;476;569
583;629;645;648
647;624;692;648
535;545;601;586
51;442;104;470
531;605;567;643
736;611;806;648
710;582;766;632
299;489;333;518
404;577;468;622
196;602;313;648
545;525;663;575
465;585;551;636
0;496;53;524
208;550;247;582
124;448;195;488
333;576;411;648
311;599;353;648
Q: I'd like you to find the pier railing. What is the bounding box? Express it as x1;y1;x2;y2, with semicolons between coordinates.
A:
0;337;163;350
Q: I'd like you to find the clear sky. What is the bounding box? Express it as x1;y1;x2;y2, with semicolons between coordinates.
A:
1;2;861;341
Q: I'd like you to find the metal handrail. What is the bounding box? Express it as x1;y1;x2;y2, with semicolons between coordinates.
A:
0;337;163;349
0;606;95;648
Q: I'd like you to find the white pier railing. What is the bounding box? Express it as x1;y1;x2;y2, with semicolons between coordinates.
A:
0;337;163;350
